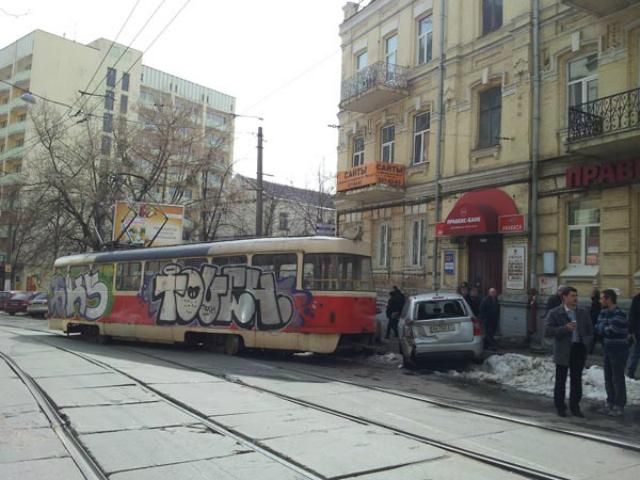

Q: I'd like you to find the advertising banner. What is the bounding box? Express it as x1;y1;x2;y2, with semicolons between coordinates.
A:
112;202;184;247
506;245;526;290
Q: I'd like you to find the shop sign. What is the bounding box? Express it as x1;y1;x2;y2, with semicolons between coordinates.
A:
336;162;405;192
436;222;445;237
506;245;526;290
498;214;526;234
565;159;640;188
444;251;455;275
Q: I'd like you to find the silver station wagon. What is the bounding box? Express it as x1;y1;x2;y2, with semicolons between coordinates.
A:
399;292;484;368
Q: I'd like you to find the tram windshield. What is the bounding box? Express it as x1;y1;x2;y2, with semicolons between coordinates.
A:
303;254;373;291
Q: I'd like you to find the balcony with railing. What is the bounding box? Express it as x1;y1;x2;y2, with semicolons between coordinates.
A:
561;0;640;16
567;87;640;155
336;161;405;203
339;62;409;113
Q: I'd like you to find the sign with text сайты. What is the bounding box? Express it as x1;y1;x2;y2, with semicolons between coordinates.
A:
113;202;184;247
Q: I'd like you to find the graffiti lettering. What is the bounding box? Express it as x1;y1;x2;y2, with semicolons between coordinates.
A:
150;264;294;330
49;272;111;321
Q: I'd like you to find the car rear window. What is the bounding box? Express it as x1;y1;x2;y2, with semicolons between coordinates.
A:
12;293;30;300
414;300;466;320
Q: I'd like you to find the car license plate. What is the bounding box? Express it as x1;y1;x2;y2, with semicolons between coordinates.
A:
429;323;455;334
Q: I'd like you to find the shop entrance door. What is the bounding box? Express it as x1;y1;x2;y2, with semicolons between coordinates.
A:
468;235;503;294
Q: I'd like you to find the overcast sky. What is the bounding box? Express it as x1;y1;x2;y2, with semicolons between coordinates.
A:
1;0;349;189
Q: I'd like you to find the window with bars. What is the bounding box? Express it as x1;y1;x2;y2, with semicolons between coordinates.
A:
381;125;395;163
478;87;501;148
417;16;433;65
568;200;600;266
352;136;364;167
413;112;430;165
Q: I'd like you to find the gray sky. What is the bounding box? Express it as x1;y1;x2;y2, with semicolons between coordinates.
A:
1;0;347;189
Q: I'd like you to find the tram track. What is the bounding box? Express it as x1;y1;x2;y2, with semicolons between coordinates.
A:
2;321;639;480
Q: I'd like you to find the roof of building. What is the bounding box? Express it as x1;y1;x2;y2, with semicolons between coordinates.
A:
235;174;334;210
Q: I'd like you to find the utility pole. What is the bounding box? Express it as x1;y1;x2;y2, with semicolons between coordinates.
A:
255;126;264;237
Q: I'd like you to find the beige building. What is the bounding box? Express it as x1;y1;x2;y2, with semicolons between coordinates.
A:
336;0;640;339
0;30;235;290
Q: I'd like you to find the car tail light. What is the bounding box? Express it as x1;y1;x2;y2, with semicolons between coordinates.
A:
472;317;482;336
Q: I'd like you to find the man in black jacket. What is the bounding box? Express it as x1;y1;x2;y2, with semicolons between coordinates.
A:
385;286;405;339
628;289;640;379
480;288;500;350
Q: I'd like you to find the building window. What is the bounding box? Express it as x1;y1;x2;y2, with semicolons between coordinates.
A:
101;136;112;155
410;219;426;267
482;0;503;35
356;50;368;71
413;112;430;165
417;16;433;65
15;138;24;147
568;200;600;266
352;135;364;167
381;125;395;163
120;95;128;114
104;91;114;110
103;113;113;133
279;212;289;230
478;87;501;148
122;72;130;92
568;54;598;108
385;34;397;66
378;223;390;268
106;67;116;88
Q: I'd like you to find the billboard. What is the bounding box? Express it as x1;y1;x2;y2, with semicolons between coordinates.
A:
112;202;184;247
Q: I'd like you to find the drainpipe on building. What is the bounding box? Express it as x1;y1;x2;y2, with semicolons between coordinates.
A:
530;0;541;339
431;0;446;292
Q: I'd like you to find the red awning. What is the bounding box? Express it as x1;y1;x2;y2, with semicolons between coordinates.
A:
439;188;519;236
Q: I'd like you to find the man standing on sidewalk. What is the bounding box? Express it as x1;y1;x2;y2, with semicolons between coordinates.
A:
480;288;500;350
627;289;640;379
544;287;593;418
596;289;630;417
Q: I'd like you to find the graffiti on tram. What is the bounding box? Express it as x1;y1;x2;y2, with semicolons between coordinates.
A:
49;268;113;321
145;264;294;330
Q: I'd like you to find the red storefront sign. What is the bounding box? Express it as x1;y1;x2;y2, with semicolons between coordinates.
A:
498;214;526;234
565;159;640;188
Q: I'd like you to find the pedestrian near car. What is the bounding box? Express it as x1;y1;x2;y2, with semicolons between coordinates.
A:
596;289;629;417
385;286;405;339
479;288;500;350
468;286;482;317
544;286;593;418
589;287;601;354
628;289;640;379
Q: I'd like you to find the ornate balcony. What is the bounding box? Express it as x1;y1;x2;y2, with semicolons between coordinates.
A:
336;161;405;203
339;62;409;113
568;87;640;155
561;0;640;16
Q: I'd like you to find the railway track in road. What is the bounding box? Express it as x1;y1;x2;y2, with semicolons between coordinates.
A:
2;321;640;480
0;350;109;480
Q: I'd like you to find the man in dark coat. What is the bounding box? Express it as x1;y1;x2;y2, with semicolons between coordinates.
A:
468;286;482;317
479;288;500;350
385;286;405;339
628;289;640;379
545;285;565;318
544;286;594;418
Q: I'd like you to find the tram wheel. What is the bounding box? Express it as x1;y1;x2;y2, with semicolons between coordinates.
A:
224;335;243;356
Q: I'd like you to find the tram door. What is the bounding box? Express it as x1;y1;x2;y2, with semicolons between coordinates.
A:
468;236;503;294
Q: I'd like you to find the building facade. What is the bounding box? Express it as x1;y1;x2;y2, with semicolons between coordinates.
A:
336;0;640;340
0;30;236;290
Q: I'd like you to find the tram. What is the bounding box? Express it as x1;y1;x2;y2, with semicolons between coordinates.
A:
48;237;376;354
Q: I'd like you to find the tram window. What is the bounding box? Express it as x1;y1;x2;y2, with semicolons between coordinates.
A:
144;261;169;283
252;253;297;283
179;257;208;268
211;255;247;266
116;262;142;291
303;254;373;291
69;265;89;279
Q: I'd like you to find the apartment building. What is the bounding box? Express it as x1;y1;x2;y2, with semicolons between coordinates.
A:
0;30;235;290
336;0;640;339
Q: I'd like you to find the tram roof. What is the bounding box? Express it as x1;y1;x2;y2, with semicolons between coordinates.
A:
53;236;370;267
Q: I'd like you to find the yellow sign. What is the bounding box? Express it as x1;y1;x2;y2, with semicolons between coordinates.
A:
112;202;185;247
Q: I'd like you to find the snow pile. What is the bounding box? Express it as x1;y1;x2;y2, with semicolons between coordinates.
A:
368;352;402;365
460;353;640;405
